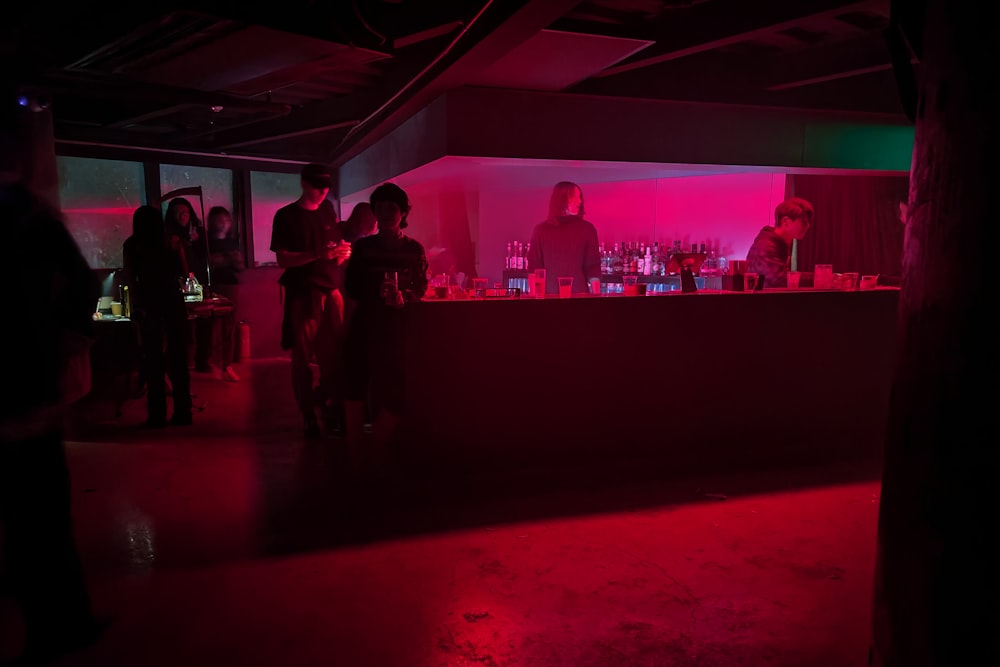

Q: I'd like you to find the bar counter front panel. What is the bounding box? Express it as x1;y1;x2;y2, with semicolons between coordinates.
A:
402;289;899;477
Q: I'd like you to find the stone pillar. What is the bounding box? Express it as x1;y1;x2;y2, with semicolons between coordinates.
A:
1;85;60;208
870;0;996;665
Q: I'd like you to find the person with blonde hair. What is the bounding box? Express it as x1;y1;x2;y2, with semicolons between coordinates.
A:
526;181;601;294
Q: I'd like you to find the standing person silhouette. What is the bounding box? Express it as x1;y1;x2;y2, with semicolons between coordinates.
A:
338;201;378;244
746;196;815;288
201;205;243;382
343;182;428;474
269;163;352;439
1;82;106;661
164;197;207;286
527;181;601;294
122;205;193;427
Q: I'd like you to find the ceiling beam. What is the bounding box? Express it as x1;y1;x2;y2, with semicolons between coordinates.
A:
324;0;587;167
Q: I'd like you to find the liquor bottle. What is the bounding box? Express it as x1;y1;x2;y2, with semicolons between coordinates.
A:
611;243;624;274
524;243;531;272
505;242;512;269
643;244;652;276
704;245;718;276
515;242;524;270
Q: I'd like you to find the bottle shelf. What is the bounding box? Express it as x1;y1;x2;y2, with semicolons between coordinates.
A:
503;269;721;285
502;270;722;293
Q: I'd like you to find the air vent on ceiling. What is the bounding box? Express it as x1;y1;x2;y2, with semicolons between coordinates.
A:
470;29;653;92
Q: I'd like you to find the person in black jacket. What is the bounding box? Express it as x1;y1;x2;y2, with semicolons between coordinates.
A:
746;197;815;288
343;182;428;474
122;205;193;427
0;178;106;663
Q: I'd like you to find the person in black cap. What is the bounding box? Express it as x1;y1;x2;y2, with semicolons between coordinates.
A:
343;182;428;474
269;163;352;439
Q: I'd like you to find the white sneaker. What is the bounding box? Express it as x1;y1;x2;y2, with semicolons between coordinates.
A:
223;366;240;382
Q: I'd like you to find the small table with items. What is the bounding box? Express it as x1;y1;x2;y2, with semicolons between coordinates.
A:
90;295;236;415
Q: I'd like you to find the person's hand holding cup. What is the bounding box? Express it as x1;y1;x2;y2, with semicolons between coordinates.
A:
381;271;404;308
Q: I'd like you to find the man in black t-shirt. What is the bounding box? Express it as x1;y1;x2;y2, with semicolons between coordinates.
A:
269;163;352;438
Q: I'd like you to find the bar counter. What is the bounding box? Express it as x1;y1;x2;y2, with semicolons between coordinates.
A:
401;288;899;476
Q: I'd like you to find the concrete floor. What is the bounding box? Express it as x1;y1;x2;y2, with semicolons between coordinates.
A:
2;358;882;666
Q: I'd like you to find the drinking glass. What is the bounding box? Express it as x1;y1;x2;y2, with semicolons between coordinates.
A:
622;275;639;296
534;268;547;298
814;264;834;289
557;276;573;298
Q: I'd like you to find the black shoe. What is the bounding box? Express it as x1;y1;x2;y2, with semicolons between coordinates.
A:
170;412;193;426
304;416;321;439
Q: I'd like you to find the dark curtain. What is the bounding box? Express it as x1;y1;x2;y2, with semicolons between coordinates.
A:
788;173;908;281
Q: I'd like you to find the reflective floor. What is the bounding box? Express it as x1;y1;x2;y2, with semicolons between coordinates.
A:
2;358;882;666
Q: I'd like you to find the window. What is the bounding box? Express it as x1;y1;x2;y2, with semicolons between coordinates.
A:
57;156;146;269
159;163;233;225
250;171;301;266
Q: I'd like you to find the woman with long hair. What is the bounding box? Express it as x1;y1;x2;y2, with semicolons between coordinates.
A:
527;181;601;294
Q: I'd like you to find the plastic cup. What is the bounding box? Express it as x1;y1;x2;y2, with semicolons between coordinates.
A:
814;264;834;289
472;277;488;298
787;271;801;289
557;276;573;298
533;269;547;298
622;274;639;296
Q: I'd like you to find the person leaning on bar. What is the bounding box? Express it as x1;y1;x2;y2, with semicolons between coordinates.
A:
527;181;602;294
746;196;815;288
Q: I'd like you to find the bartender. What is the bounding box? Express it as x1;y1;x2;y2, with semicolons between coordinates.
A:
746;196;814;288
527;181;602;294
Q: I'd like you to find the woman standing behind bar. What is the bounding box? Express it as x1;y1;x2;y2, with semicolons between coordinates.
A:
343;183;428;474
527;181;601;294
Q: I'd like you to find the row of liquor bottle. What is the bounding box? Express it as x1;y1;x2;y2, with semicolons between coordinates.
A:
504;241;532;271
601;240;728;277
502;239;729;277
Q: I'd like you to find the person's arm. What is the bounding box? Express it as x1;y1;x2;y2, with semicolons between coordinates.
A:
344;243;363;302
176;236;191;278
407;245;429;302
527;224;542;270
272;223;350;268
582;223;601;281
747;235;788;288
